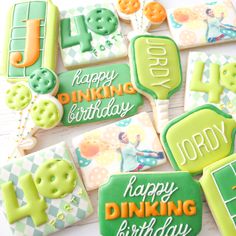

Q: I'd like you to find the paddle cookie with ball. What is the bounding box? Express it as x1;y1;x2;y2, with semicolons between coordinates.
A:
129;35;182;133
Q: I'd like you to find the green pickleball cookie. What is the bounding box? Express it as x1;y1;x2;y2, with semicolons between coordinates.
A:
6;84;32;111
31;99;60;129
86;8;118;35
28;68;57;95
34;159;77;199
220;63;236;93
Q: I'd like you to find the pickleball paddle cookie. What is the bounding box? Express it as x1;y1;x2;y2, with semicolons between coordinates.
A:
1;0;59;81
185;52;236;118
0;142;93;236
162;104;236;175
116;0;167;40
72;112;166;191
59;3;127;69
5;68;63;159
99;172;202;236
129;35;182;133
200;154;236;236
57;64;143;126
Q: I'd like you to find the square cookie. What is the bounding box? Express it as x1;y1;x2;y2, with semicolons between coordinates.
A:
72;112;166;191
167;0;236;49
200;154;236;236
59;3;127;69
0;142;93;236
185;51;236;118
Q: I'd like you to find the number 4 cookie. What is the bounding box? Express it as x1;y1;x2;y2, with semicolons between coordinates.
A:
59;3;127;69
5;68;63;159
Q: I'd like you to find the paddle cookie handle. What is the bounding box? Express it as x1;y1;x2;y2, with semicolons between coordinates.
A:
154;99;169;133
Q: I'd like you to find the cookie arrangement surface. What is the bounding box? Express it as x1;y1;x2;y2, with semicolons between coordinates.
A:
1;0;236;236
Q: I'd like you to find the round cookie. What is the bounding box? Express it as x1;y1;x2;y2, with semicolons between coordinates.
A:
86;8;118;35
34;159;77;199
28;68;58;95
6;84;32;111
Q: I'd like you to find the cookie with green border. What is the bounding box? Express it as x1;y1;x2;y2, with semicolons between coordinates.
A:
161;104;236;175
99;172;202;236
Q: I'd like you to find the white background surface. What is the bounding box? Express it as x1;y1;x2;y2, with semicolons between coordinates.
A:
1;0;235;235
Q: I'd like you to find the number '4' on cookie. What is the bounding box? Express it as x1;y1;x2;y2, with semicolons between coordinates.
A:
200;154;236;236
1;0;59;81
162;104;236;175
185;52;236;118
99;172;202;236
59;3;127;69
0;142;93;236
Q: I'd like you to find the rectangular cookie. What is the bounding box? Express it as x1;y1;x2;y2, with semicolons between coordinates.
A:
0;142;93;236
72;112;166;191
59;3;127;69
167;0;236;49
1;0;59;81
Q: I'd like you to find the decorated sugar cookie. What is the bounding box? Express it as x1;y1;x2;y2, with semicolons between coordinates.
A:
167;0;236;49
162;104;236;175
116;0;167;39
0;142;93;236
1;0;59;81
72;113;166;191
5;68;63;159
185;52;236;118
99;172;202;236
59;3;127;69
130;35;182;133
200;154;236;236
57;64;143;126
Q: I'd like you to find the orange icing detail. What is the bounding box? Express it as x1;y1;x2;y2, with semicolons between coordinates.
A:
183;200;196;216
58;93;70;105
118;0;140;15
79;140;100;158
110;84;123;96
10;19;41;68
124;82;137;94
145;202;159;217
103;86;111;98
167;201;183;216
121;202;128;218
91;88;104;100
143;2;167;24
105;203;120;220
78;89;91;102
129;202;145;218
72;91;77;103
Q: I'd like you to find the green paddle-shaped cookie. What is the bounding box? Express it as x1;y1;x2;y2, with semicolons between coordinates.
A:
130;35;182;133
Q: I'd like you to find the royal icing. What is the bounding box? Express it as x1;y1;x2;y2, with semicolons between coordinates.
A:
200;154;236;236
59;3;127;69
162;104;236;175
5;68;63;159
130;35;182;133
1;0;59;81
57;64;143;126
167;0;236;49
116;0;167;39
0;142;93;236
72;112;166;191
99;173;202;236
185;52;236;118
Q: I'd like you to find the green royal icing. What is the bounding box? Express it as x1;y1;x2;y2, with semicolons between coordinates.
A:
57;64;143;126
34;159;77;199
130;35;182;100
31;99;61;129
162;105;236;175
1;173;48;226
221;63;236;93
99;173;202;236
28;68;57;94
6;83;32;110
86;8;118;36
